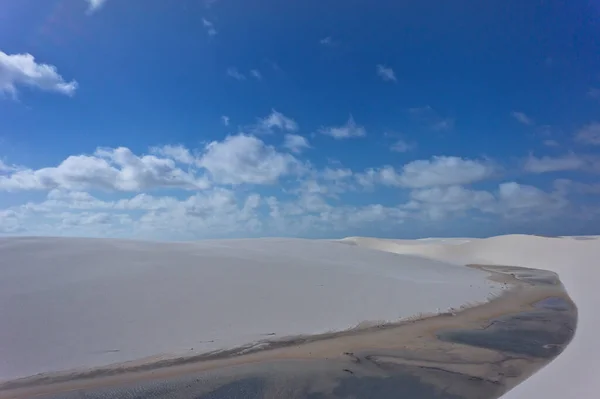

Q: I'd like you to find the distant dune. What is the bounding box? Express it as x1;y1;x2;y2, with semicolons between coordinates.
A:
344;234;599;399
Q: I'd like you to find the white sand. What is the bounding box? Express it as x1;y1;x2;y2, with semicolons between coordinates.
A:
0;236;501;382
345;234;600;399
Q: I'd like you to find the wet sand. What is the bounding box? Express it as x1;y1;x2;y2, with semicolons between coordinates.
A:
0;264;577;399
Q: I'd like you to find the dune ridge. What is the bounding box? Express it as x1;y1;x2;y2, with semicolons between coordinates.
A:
343;234;599;399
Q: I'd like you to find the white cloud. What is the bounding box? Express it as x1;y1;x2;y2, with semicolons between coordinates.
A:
48;189;100;202
291;168;354;200
0;159;18;172
6;187;265;238
524;153;585;173
0;177;576;239
221;115;230;126
60;212;126;227
258;109;298;133
405;182;566;221
198;134;301;184
320;115;366;139
86;0;107;13
0;51;77;97
543;139;559;147
250;69;262;80
150;144;195;164
555;179;600;195
135;189;264;237
283;134;310;153
226;67;246;80
511;111;534;126
391;140;415;153
575;122;600;145
116;193;179;211
406;185;495;220
376;64;397;82
263;193;407;234
400;157;495;187
321;167;352;181
497;182;566;215
359;156;495;188
0;209;25;233
403;156;496;188
202;18;217;36
0;147;209;192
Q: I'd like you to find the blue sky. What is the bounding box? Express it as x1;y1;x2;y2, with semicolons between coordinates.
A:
1;0;599;240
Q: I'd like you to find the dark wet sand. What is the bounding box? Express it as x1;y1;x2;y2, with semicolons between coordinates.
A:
0;265;577;399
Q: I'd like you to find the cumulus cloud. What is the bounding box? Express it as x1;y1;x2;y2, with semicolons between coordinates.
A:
320;116;366;139
524;154;585;173
321;167;353;181
359;156;495;189
150;144;195;164
497;182;566;215
0;147;209;192
283;134;310;153
554;179;600;195
291;167;354;199
575;122;600;145
0;176;575;239
0;209;25;233
7;186;266;238
257;109;298;133
226;67;246;80
86;0;107;13
264;194;406;234
400;157;496;187
405;182;566;221
135;189;263;237
0;159;18;172
376;64;397;82
0;51;77;97
511;111;534;126
60;212;126;227
198;134;301;184
406;186;495;220
202;18;217;36
221;115;230;126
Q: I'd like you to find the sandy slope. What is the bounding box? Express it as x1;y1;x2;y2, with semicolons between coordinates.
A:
344;234;600;399
0;237;501;382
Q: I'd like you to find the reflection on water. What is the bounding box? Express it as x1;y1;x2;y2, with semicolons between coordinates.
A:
2;267;578;399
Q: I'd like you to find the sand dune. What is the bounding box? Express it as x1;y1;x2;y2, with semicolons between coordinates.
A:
344;234;600;399
0;236;501;382
1;234;594;398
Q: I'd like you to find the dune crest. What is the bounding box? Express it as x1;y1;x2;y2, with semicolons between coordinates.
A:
343;234;599;399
